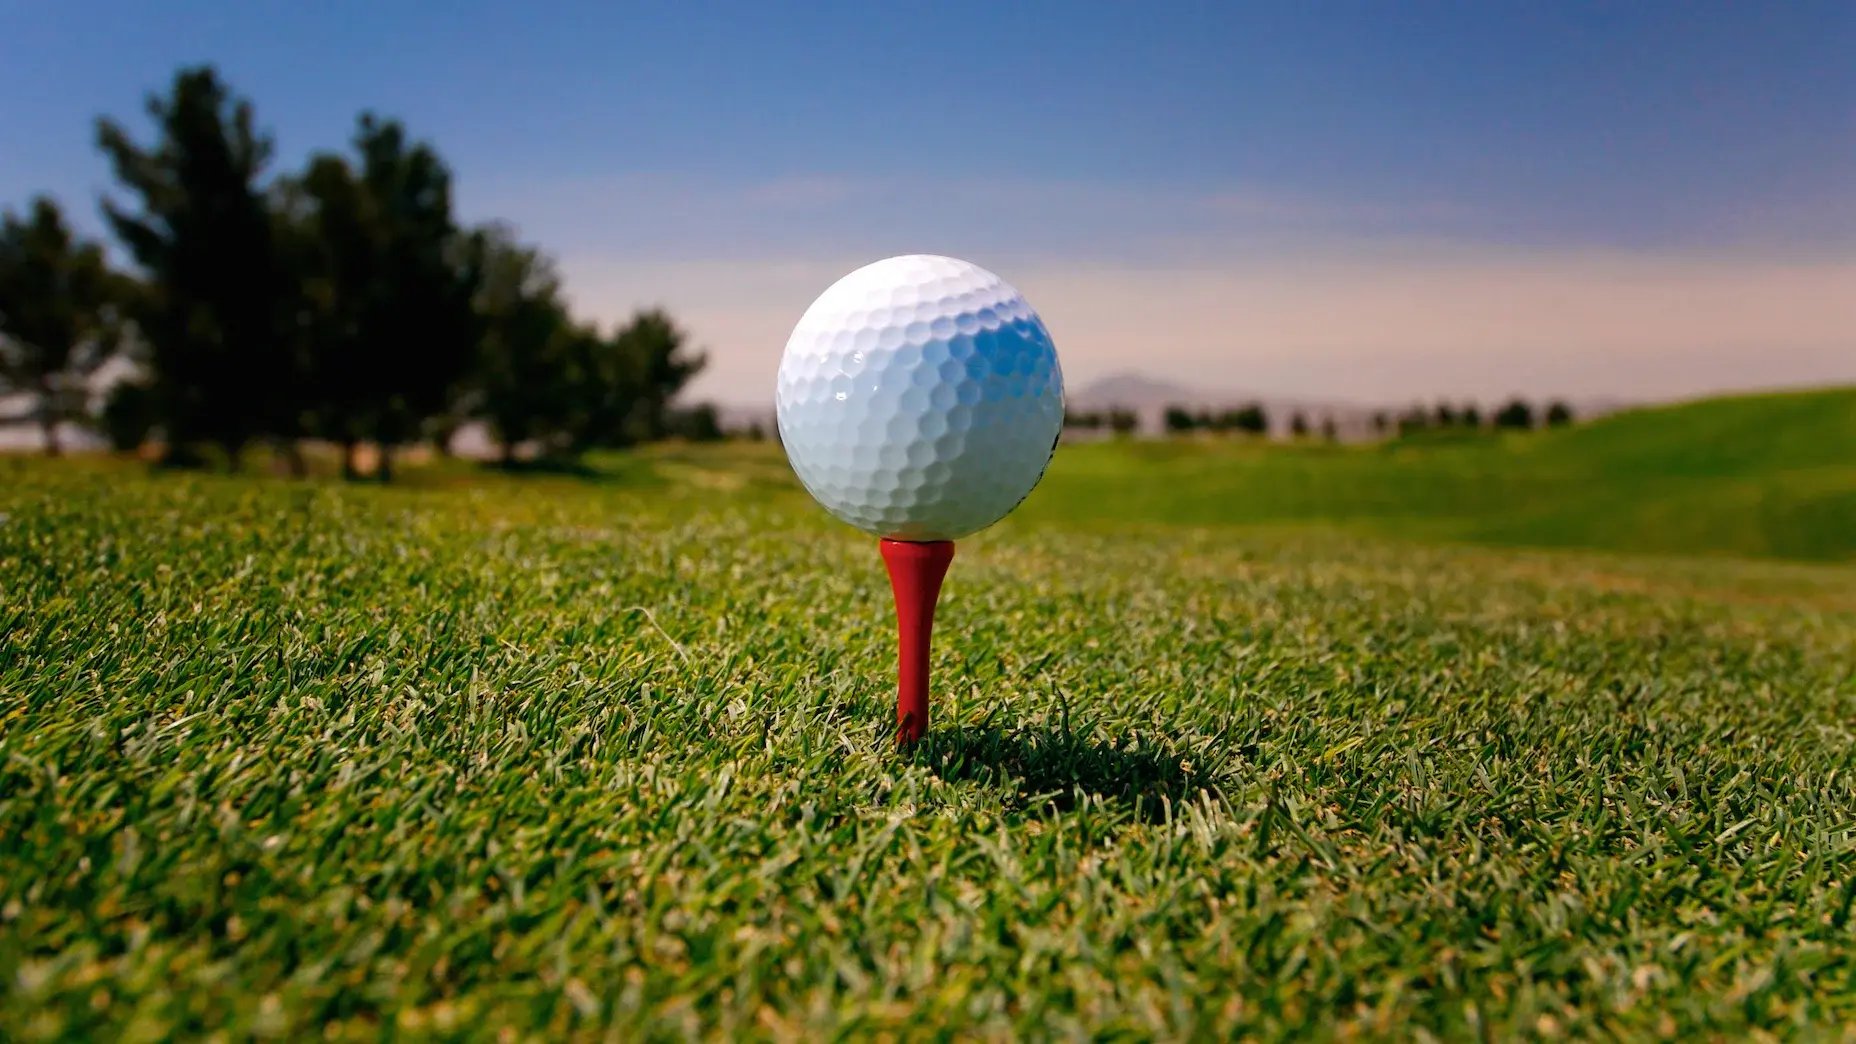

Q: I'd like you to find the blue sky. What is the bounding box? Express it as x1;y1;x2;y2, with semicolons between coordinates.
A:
3;2;1851;403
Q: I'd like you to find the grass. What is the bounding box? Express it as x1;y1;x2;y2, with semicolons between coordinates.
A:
1026;386;1856;560
3;388;1855;1039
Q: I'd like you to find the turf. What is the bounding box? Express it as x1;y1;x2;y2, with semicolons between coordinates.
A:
1025;386;1856;560
3;390;1855;1039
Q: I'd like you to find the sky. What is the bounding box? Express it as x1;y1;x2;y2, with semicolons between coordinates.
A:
2;2;1851;406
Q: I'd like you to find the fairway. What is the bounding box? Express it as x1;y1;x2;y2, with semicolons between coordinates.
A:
1026;387;1856;561
6;396;1856;1039
3;417;1856;1032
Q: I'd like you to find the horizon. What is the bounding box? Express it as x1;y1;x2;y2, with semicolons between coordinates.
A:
3;2;1851;407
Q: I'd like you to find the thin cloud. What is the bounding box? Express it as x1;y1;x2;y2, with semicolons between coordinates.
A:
458;171;1853;406
559;248;1855;406
457;174;1489;264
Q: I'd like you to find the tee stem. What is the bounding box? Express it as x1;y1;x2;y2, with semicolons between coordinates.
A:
880;538;956;746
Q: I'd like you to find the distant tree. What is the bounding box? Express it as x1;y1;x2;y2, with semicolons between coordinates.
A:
1233;402;1268;436
1433;402;1459;428
1197;408;1219;433
1162;405;1195;435
1494;398;1534;430
1544;400;1574;427
461;281;708;462
666;402;724;442
744;421;767;442
1462;403;1483;428
354;119;481;476
615;308;706;443
1107;407;1139;437
98;378;157;453
1319;415;1339;442
282;115;481;480
1370;410;1391;437
560;318;647;453
97;65;296;469
1397;405;1431;436
1063;408;1103;430
274;156;361;471
1289;410;1310;438
466;227;576;464
0;197;129;455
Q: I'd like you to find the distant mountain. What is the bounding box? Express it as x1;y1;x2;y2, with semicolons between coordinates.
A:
1067;373;1205;407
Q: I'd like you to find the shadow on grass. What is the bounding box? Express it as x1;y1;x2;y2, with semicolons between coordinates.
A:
914;720;1227;823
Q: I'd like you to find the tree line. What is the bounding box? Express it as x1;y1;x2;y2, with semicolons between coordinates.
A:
1372;398;1573;438
0;66;709;476
1065;397;1577;440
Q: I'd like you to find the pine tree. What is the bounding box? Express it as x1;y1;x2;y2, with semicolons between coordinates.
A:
0;197;129;455
97;66;296;468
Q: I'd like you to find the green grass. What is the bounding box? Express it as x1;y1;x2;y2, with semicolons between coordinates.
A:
3;389;1855;1039
1025;386;1856;560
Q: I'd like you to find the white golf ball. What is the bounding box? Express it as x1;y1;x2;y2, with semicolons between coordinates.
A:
776;255;1065;541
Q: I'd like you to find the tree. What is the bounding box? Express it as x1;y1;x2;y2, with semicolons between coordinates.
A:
1233;402;1268;436
0;197;128;455
1107;407;1139;437
1433;402;1459;428
1397;405;1430;436
1370;411;1391;437
461;230;707;463
665;402;724;442
559;318;646;453
1494;398;1534;430
283;116;481;480
1544;400;1574;427
1462;403;1483;428
1289;410;1310;438
97;66;296;469
615;308;706;443
272;157;360;472
350;117;480;479
1319;416;1339;442
465;227;576;464
1163;405;1195;434
98;379;157;453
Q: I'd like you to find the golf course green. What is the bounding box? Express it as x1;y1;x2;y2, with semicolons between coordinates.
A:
3;386;1853;1038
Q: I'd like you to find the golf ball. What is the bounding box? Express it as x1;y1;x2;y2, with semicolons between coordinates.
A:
776;255;1064;541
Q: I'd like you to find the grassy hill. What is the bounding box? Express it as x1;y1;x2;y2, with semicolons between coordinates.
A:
1020;386;1856;560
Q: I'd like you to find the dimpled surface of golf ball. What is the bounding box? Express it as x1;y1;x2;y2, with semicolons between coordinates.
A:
776;255;1064;541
